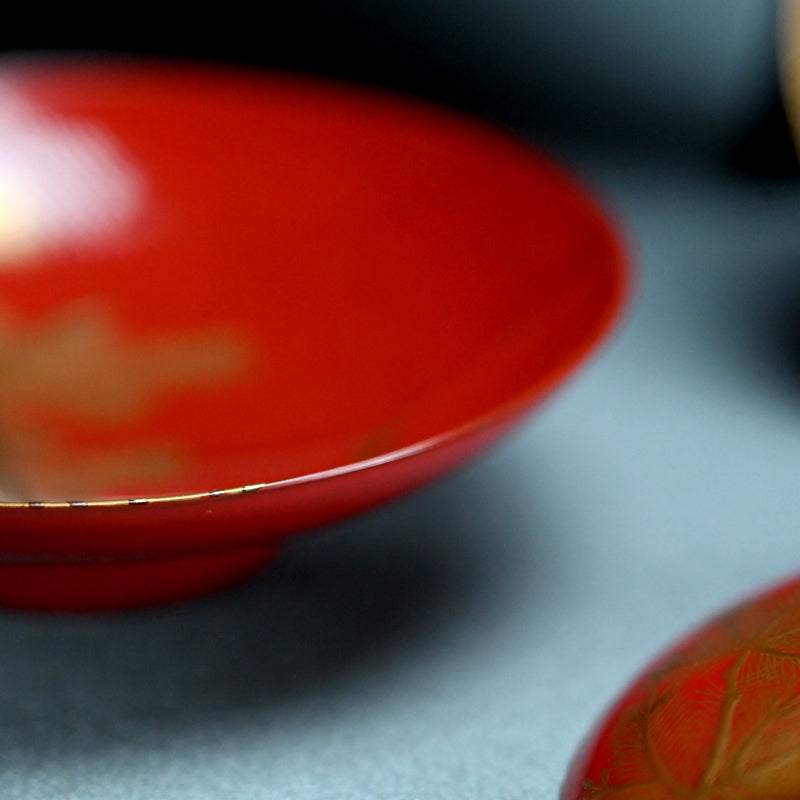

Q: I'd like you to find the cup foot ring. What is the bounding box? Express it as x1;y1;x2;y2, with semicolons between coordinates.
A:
0;543;280;611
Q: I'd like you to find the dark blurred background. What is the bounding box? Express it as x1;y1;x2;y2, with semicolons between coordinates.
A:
2;0;796;170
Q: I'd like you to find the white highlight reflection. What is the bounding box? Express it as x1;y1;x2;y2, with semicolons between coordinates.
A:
0;86;143;265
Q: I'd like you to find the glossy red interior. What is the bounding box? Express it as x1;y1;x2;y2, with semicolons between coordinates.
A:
0;60;627;506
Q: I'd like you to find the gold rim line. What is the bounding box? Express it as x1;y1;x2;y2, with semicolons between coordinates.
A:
0;437;443;510
0;257;629;511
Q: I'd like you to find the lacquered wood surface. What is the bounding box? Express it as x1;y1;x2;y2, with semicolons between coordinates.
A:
0;59;626;607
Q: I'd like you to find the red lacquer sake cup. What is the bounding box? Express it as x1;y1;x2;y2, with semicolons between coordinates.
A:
0;57;627;610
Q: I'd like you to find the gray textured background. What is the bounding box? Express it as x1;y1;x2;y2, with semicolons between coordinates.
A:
4;2;800;797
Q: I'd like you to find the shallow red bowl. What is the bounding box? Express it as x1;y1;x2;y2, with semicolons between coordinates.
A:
0;58;627;610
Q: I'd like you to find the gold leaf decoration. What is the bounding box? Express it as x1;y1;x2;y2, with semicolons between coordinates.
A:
0;299;253;501
572;580;800;800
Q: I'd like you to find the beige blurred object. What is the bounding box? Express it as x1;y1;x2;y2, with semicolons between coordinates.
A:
779;0;800;148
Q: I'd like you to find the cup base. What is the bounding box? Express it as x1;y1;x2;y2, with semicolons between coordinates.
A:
0;543;279;611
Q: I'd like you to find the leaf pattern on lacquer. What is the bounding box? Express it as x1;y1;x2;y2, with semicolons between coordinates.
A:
573;579;800;800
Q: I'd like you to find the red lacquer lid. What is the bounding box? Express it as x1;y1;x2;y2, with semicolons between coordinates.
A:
563;574;800;800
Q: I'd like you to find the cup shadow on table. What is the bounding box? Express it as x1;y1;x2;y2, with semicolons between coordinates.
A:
717;116;800;397
749;269;800;392
0;453;555;763
694;256;800;403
